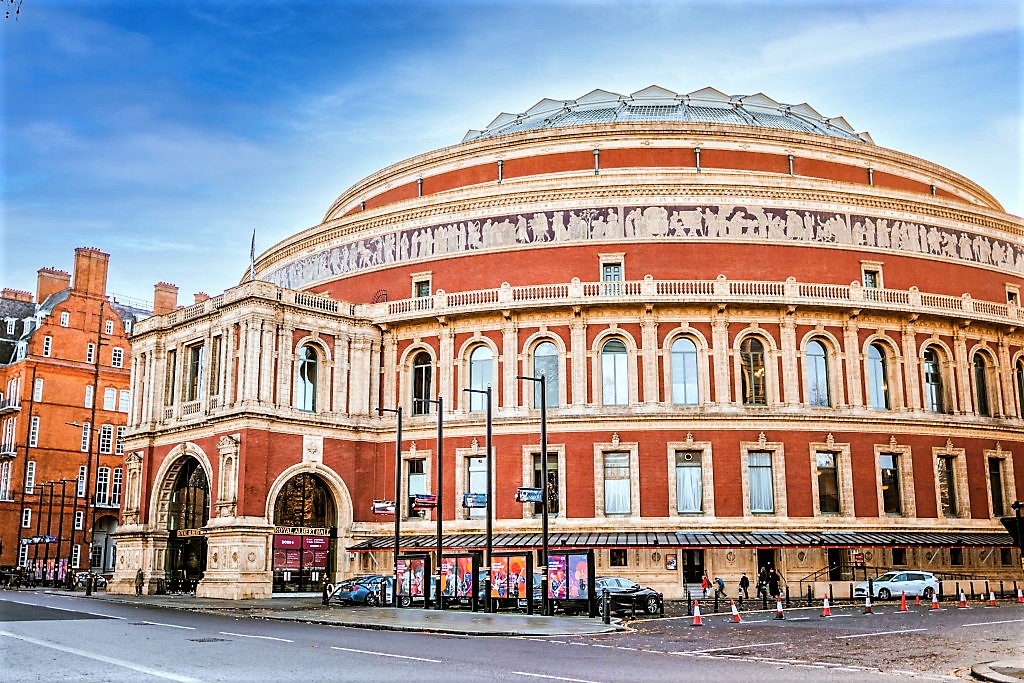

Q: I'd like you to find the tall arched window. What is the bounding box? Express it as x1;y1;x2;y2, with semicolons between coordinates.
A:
601;339;628;406
867;343;890;410
805;340;830;407
671;337;699;405
468;345;492;411
412;351;432;415
923;347;945;413
974;354;992;417
295;344;319;412
533;341;559;408
740;337;766;406
1016;358;1024;418
273;473;335;528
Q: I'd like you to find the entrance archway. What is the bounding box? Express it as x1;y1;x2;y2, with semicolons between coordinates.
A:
91;515;119;575
271;472;336;592
166;456;210;592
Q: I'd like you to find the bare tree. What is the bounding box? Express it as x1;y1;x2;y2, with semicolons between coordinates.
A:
5;0;24;20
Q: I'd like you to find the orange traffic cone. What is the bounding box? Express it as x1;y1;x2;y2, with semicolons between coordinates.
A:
987;591;997;607
774;595;785;620
692;599;703;626
821;593;832;617
1016;587;1023;604
729;599;742;623
914;593;921;606
899;591;909;612
863;595;873;614
930;591;940;610
958;591;968;608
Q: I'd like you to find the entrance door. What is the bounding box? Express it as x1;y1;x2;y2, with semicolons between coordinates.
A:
827;548;844;581
165;458;210;593
681;549;704;584
272;473;336;593
757;548;776;574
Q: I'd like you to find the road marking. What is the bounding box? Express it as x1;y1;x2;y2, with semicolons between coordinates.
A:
219;631;293;642
789;616;810;621
140;621;195;630
589;644;614;648
836;628;926;639
512;673;599;683
0;630;202;682
961;618;1024;627
81;611;126;619
687;641;784;654
330;646;440;662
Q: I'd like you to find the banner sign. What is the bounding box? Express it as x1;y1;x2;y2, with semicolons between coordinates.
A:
273;534;301;570
273;526;330;536
515;487;544;503
302;536;330;570
175;529;203;538
412;493;437;510
463;492;487;508
21;535;58;545
372;500;396;515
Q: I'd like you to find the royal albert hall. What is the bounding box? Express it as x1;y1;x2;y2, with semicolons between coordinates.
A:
113;86;1022;599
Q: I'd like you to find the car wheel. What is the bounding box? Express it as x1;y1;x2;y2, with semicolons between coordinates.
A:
399;596;412;608
365;593;380;607
878;588;891;600
644;596;660;615
922;587;934;599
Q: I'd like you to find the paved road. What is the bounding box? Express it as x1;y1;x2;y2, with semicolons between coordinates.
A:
2;591;1020;681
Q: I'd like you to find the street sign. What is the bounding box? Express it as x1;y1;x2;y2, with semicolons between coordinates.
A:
463;492;487;508
372;500;395;514
412;493;437;510
515;487;543;503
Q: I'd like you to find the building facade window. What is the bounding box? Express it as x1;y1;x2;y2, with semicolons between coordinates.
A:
936;455;958;517
209;335;222;396
466;455;486;519
124;319;132;335
670;337;699;406
468;345;493;411
103;387;116;410
747;451;775;512
973;353;992;417
867;343;890;409
295;344;318;412
988;457;1005;517
610;549;628;567
879;453;902;514
29;416;40;447
674;451;703;513
815;451;840;513
74;510;84;530
84;385;93;408
77;466;87;497
601;339;628;406
99;424;114;454
80;422;90;452
165;349;177;405
406;458;426;518
602;451;631;514
118;389;130;412
532;341;559;408
5;319;14;335
71;544;80;568
740;337;767;406
105;320;114;335
33;378;43;402
0;460;11;499
112;467;123;506
116;425;126;455
25;460;35;494
411;351;432;415
95;467;110;506
60;311;70;326
43;335;52;357
923;347;945;413
86;342;95;364
186;343;205;402
22;508;31;528
1016;358;1024;418
111;347;124;368
601;260;623;295
805;340;830;407
531;452;560;516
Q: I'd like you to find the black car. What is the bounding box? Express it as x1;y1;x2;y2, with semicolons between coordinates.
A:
595;576;662;616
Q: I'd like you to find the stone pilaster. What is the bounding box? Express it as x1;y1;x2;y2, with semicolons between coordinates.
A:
711;316;730;406
569;313;587;406
640;317;659;404
196;517;274;600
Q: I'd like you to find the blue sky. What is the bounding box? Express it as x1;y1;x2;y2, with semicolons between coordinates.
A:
2;0;1021;304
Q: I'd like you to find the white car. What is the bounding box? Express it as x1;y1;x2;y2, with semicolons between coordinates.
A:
854;571;939;600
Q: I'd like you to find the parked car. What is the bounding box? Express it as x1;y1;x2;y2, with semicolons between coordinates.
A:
74;572;107;588
516;573;544;611
594;576;663;616
854;571;939;600
332;575;412;607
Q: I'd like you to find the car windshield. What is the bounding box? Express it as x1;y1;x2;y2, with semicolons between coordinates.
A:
875;573;898;582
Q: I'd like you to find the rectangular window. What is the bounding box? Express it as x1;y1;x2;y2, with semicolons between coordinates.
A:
75;510;84;529
77;466;87;497
532;452;559;515
0;461;10;499
103;388;116;410
937;456;957;516
85;385;94;408
748;451;775;513
116;426;126;455
209;336;222;396
6;319;15;335
601;262;623;295
119;389;130;412
467;456;486;519
863;270;880;288
19;542;29;566
95;467;110;506
43;336;52;357
99;424;113;454
406;459;426;517
86;343;95;364
988;458;1005;517
29;416;40;447
22;508;31;527
166;349;177;405
33;378;43;402
124;319;132;335
105;320;114;335
892;548;907;566
186;343;205;402
80;422;91;452
880;453;902;514
675;451;703;513
610;549;627;567
111;347;124;368
71;544;80;568
603;451;631;515
816;451;840;514
25;460;36;494
112;467;123;506
1001;548;1012;565
950;547;964;566
60;311;69;327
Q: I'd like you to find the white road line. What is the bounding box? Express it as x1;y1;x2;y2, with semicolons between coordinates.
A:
590;644;614;648
330;646;440;662
219;631;294;642
512;673;599;683
789;616;810;621
615;646;637;651
81;611;126;619
836;628;926;639
962;618;1024;627
688;641;784;654
140;621;195;630
0;630;203;682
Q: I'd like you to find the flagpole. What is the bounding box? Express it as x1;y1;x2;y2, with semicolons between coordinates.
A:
250;230;256;281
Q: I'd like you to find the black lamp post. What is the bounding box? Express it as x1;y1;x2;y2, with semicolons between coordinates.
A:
462;385;493;612
66;421;100;572
415;395;445;610
378;405;403;607
517;372;551;616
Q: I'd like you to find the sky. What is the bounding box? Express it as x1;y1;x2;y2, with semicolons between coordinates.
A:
2;0;1021;307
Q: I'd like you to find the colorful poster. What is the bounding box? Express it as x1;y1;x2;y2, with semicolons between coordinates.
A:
440;559;455;596
408;558;426;597
455;556;474;597
273;535;302;570
396;559;409;596
490;556;509;598
507;555;527;598
547;554;567;600
302;536;329;569
568;554;589;599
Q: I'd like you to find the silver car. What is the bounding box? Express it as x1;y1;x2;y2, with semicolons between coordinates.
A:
854;571;939;600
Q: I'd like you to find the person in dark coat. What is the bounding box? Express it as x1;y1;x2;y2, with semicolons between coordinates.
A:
767;568;781;598
739;572;750;599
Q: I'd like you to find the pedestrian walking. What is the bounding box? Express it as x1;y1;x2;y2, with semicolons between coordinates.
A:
739;572;750;599
135;568;144;596
714;576;727;599
768;568;780;598
701;573;711;598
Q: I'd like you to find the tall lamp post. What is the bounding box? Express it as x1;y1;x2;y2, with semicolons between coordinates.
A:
67;421;100;572
517;372;551;616
378;405;403;607
415;395;445;610
462;385;493;612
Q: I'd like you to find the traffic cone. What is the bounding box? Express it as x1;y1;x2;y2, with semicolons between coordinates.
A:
863;595;873;614
958;591;968;608
987;591;997;607
692;599;702;626
821;593;832;617
899;591;908;612
1016;588;1023;604
930;591;940;610
729;599;742;623
914;594;921;606
774;595;785;620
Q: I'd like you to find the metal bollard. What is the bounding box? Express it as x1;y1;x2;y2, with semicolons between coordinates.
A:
762;590;768;610
985;580;990;598
868;577;874;601
687;589;692;616
829;583;834;605
85;574;93;597
602;589;610;625
999;580;1004;599
970;581;975;601
955;582;960;601
785;585;790;609
713;592;719;613
806;585;812;607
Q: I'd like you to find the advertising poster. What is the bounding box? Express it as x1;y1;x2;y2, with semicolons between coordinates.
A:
568;554;589;599
396;559;409;596
547;554;568;600
440;559;455;596
409;558;426;597
456;556;474;597
507;555;527;598
302;536;329;569
490;556;509;598
273;535;301;570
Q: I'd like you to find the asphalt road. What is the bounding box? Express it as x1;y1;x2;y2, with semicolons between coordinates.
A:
2;591;1021;682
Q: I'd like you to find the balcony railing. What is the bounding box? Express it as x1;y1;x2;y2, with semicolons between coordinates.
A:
0;395;21;415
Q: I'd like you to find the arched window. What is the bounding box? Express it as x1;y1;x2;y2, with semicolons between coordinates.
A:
412;351;432;415
670;337;699;406
867;343;890;410
468;345;492;411
601;339;628;406
533;341;559;408
169;458;209;531
1016;358;1024;418
273;473;334;528
805;340;830;407
295;344;318;412
922;347;945;413
974;354;991;417
740;337;766;406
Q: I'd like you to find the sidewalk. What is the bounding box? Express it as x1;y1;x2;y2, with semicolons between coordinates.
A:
972;660;1024;682
49;588;621;636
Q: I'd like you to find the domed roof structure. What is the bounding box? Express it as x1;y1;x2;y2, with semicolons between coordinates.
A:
463;85;874;144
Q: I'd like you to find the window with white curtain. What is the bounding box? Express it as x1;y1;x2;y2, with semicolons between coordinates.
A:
671;337;699;405
601;339;628;406
603;451;631;514
119;390;130;412
33;378;43;402
675;451;702;513
406;459;426;517
748;451;775;513
85;385;93;408
467;456;486;519
103;388;116;410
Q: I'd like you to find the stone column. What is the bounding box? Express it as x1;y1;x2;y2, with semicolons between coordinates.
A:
349;333;373;416
258;320;276;405
334;332;350;414
276;323;294;409
640;317;659;404
711;316;730;406
779;314;799;405
902;322;921;411
196;517;274;600
502;315;518;410
569;314;587;406
997;334;1012;417
382;330;398;411
952;327;971;414
439;324;455;408
843;317;863;408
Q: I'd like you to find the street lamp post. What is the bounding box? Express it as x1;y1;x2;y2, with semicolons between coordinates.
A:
52;479;68;586
462;385;493;612
66;421;100;573
415;395;445;610
378;405;403;607
517;372;550;616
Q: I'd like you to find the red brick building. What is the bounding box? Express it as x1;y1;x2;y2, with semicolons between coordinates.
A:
115;86;1021;599
0;247;148;582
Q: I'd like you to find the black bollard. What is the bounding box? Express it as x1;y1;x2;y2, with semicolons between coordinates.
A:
999;580;1004;599
713;592;719;613
602;589;610;625
322;582;330;606
849;582;853;605
970;581;975;601
785;585;790;609
762;589;768;610
955;581;960;600
829;583;834;605
85;574;92;597
687;589;692;616
985;580;990;598
868;577;874;601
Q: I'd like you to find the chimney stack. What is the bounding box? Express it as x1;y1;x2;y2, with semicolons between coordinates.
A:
2;288;34;303
72;247;110;297
36;268;71;303
153;282;179;316
194;292;210;303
